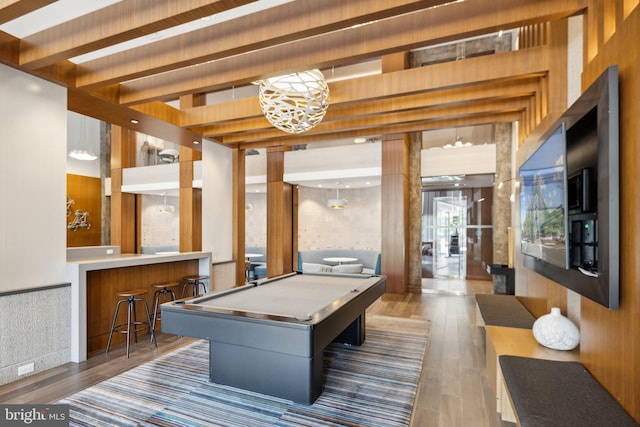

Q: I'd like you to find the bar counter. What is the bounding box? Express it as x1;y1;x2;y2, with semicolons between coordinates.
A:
66;250;211;362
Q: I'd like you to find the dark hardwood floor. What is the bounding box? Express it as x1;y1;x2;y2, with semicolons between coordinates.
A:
0;278;512;427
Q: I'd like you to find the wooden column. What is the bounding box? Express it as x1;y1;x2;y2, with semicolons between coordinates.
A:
233;147;247;285
381;53;410;294
266;147;293;278
381;133;410;294
110;125;136;253
179;94;204;253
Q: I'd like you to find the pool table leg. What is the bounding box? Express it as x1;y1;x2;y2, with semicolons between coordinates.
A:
209;341;324;405
334;312;365;346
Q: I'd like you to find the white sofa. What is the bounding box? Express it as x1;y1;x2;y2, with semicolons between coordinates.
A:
298;249;381;275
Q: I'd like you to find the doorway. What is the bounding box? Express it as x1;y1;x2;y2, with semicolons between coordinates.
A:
421;176;494;281
432;196;467;278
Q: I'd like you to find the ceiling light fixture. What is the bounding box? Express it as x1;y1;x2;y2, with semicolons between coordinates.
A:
257;69;329;134
443;136;473;149
159;193;175;213
327;184;347;209
68;149;98;161
68;114;98;161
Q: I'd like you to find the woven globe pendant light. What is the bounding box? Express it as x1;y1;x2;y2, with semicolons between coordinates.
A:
258;69;329;134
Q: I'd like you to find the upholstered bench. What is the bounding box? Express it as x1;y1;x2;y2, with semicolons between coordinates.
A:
499;355;639;427
475;294;536;329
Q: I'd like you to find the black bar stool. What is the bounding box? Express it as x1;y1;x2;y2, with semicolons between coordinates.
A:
182;275;209;297
105;289;157;358
151;281;180;331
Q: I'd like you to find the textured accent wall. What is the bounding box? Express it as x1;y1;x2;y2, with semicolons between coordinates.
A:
245;191;267;248
408;133;424;289
141;194;180;248
245;185;382;262
0;286;71;386
297;186;381;251
493;122;513;265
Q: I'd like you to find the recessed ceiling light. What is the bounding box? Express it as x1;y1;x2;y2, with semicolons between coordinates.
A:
354;137;366;144
193;140;200;144
130;119;139;124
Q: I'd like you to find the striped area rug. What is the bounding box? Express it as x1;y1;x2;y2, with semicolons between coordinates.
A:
59;315;430;427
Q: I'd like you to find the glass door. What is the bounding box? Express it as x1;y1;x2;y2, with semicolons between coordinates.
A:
433;196;467;279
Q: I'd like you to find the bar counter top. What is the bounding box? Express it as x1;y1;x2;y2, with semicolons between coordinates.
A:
66;250;212;362
67;251;210;269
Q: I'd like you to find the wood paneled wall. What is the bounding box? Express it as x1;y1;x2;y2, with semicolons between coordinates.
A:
577;2;639;420
515;2;640;422
66;174;101;247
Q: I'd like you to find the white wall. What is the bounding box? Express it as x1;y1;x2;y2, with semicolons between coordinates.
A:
0;64;69;385
0;64;67;292
202;140;233;262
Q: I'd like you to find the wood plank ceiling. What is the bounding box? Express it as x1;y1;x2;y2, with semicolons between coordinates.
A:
0;0;587;150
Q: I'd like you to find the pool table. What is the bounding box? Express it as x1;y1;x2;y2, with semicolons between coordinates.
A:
161;271;386;404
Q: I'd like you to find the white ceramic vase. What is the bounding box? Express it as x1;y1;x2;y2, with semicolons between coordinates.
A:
532;307;580;350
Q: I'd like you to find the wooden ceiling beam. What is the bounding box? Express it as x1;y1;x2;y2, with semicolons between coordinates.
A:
199;78;542;136
75;0;450;89
68;88;203;150
218;97;530;144
116;0;585;105
19;0;257;69
234;111;525;150
0;0;55;25
0;29;20;64
181;47;548;128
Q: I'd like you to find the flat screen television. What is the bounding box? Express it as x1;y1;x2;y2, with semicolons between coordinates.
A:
519;122;569;269
518;65;619;309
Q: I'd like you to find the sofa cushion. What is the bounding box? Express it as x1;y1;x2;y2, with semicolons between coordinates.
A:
302;262;333;273
332;263;364;274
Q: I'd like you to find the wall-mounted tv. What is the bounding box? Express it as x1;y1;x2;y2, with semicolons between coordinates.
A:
519;65;619;309
519;123;568;270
